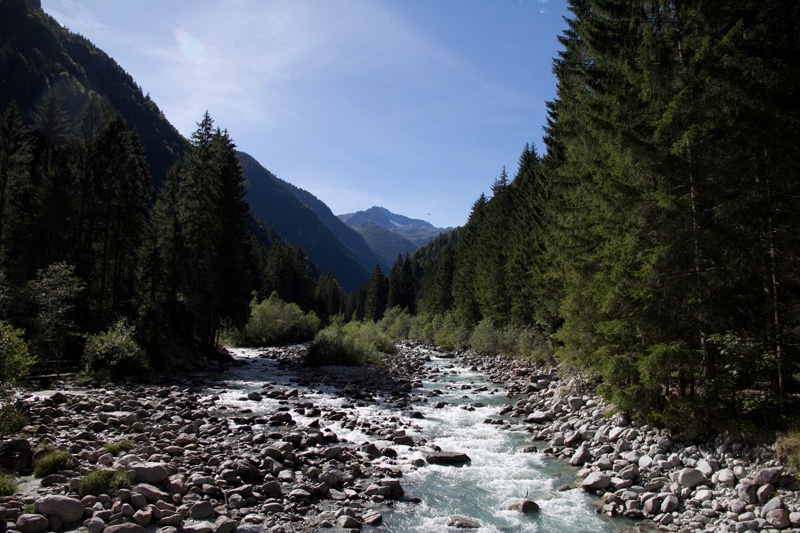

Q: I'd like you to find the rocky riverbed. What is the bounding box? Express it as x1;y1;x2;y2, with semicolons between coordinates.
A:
0;342;798;533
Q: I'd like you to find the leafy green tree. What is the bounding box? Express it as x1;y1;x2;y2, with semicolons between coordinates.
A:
0;320;33;386
27;261;84;361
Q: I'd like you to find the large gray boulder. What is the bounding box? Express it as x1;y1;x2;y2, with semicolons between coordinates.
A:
34;495;84;524
14;514;50;533
581;472;612;491
129;461;169;484
677;468;704;488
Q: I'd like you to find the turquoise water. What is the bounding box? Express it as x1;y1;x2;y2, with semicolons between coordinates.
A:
216;349;629;532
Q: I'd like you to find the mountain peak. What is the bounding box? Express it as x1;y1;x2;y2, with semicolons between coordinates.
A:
337;206;452;247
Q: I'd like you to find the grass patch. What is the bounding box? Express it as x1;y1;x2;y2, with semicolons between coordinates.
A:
102;440;135;456
33;449;74;478
0;474;17;496
78;469;131;497
306;317;393;366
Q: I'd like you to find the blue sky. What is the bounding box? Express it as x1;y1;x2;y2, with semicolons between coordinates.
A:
42;0;570;228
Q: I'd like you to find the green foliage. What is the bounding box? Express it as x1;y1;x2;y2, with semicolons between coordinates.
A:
777;432;800;476
0;474;17;497
27;262;84;359
469;318;500;355
33;449;74;478
0;403;28;435
102;440;135;456
306;316;393;366
378;306;413;340
78;469;131;497
227;292;320;347
0;320;34;386
83;319;151;381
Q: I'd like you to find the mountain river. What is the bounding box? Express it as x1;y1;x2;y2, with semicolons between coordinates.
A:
211;347;632;532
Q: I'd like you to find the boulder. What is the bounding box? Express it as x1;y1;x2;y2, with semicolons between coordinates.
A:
753;466;783;486
677;468;704;488
737;479;759;504
569;446;592;467
101;524;147;533
446;516;480;528
14;514;50;533
581;472;611;492
509;499;539;513
766;508;790;529
34;495;84;524
129;462;169;484
717;468;736;486
426;452;471;465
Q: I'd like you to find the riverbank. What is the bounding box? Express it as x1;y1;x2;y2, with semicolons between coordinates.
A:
461;350;800;532
0;342;798;533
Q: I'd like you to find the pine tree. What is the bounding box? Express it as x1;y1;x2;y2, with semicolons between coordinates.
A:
364;264;388;321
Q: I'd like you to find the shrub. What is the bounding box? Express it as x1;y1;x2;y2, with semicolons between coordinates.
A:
78;469;131;497
33;449;74;478
0;474;17;496
469;318;500;355
83;319;151;381
0;321;34;387
306;317;393;366
0;402;28;435
227;293;320;347
103;440;135;456
379;307;413;339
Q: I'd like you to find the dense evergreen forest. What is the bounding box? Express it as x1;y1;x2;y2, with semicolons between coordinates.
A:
2;0;800;434
397;0;800;429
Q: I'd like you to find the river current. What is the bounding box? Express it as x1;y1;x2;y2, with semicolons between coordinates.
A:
211;347;629;532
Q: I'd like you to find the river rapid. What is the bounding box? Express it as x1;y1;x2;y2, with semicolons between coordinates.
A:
214;347;630;533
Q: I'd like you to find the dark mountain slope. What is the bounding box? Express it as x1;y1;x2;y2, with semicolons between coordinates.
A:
278;180;383;273
238;152;370;292
352;222;417;268
0;0;188;185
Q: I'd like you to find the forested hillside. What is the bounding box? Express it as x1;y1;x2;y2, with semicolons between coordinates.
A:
409;0;800;428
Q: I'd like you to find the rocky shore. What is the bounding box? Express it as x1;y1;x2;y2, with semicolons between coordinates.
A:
462;351;800;533
0;342;797;533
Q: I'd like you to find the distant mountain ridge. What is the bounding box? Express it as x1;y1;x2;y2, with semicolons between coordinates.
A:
338;206;453;247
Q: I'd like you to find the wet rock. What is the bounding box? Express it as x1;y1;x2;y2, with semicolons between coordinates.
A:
447;516;480;528
425;452;471;465
509;499;539;513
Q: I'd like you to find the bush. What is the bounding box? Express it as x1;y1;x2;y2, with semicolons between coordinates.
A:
0;474;17;496
379;307;413;339
227;293;320;347
83;319;151;381
33;449;74;478
78;469;131;497
0;402;28;435
306;317;393;366
469;318;500;355
0;321;34;387
103;440;135;456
